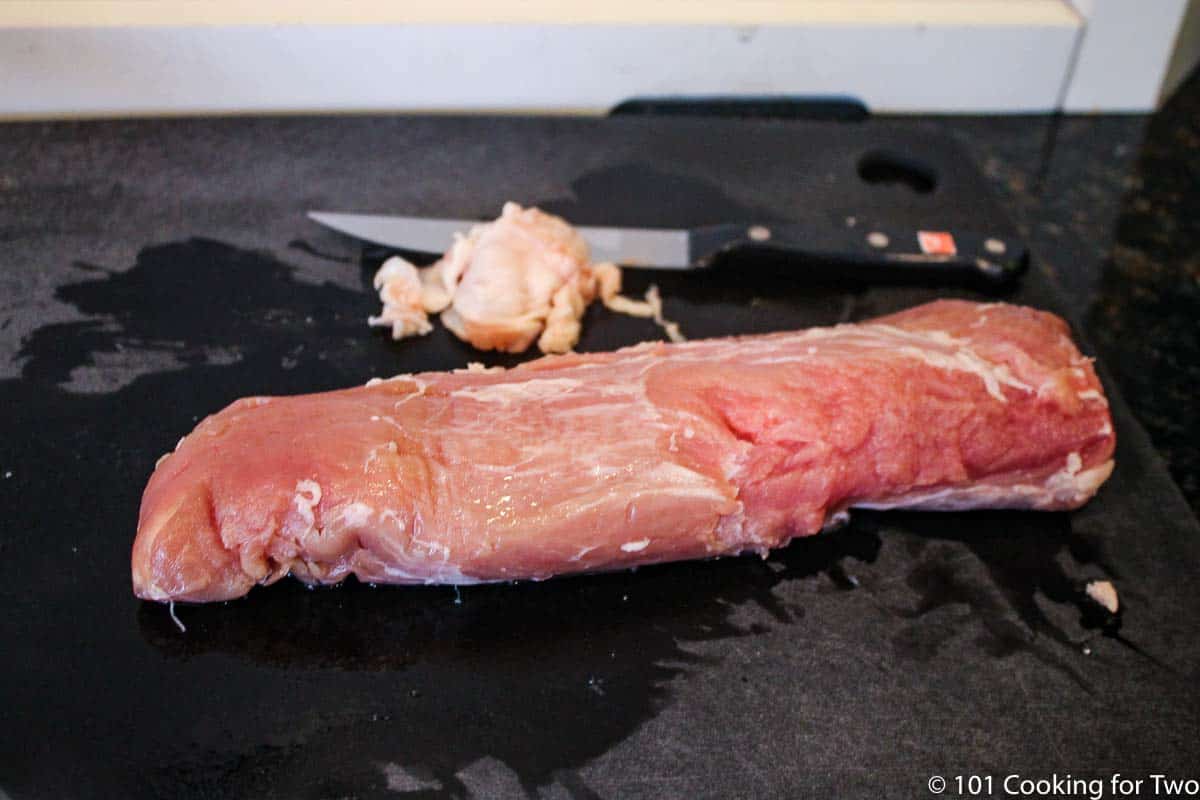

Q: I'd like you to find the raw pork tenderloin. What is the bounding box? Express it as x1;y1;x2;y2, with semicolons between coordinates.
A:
133;300;1115;603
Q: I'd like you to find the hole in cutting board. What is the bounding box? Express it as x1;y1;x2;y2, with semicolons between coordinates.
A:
857;151;938;194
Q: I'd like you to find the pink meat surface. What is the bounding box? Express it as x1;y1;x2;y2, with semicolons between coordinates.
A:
133;300;1116;603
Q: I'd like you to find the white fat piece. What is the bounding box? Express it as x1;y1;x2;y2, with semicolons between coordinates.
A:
293;479;322;529
327;501;374;531
369;256;434;340
451;377;582;404
368;206;684;355
1085;580;1119;613
598;271;686;343
893;345;1032;402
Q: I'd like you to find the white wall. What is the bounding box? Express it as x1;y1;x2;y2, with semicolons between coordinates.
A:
1063;0;1191;112
1;0;1193;116
0;22;1082;117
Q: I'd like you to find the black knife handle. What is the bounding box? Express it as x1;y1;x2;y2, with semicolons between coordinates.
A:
688;222;1027;285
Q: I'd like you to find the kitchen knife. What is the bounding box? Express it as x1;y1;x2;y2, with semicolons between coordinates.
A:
308;210;1027;284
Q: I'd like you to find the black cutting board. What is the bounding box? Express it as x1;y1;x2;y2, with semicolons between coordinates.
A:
1;115;1197;799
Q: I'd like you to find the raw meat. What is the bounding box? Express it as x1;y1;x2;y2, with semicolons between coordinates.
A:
133;300;1116;603
369;202;681;353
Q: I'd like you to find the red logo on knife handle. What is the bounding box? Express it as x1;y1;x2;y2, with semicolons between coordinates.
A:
917;231;957;256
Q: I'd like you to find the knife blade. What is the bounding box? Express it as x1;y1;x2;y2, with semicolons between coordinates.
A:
308;210;1027;284
308;210;690;268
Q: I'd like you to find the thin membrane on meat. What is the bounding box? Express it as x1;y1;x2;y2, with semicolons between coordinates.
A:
133;300;1116;603
369;202;682;354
